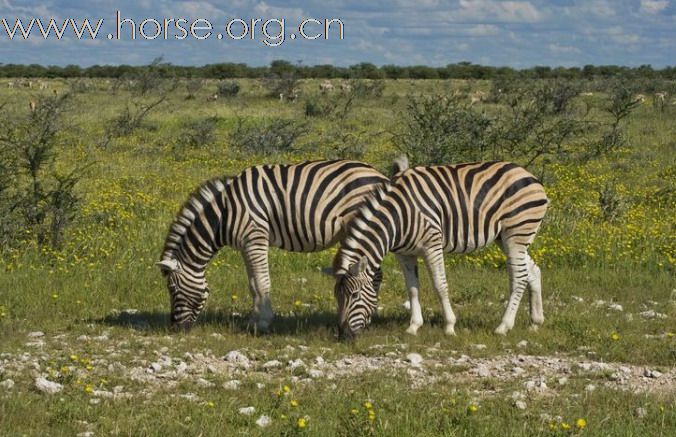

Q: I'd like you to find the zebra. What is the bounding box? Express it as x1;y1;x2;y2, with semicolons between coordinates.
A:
330;156;548;339
157;159;389;332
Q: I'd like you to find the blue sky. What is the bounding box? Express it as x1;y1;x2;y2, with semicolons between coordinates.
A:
0;0;673;67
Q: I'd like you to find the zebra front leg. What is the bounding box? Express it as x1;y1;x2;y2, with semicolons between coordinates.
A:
423;248;456;336
526;254;544;329
495;244;529;335
396;255;424;335
242;241;273;333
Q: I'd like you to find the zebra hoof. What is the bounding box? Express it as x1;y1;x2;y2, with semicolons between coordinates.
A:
494;324;509;335
444;325;456;336
405;325;420;336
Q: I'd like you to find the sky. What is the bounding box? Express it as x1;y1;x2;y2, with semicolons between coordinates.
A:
0;0;674;68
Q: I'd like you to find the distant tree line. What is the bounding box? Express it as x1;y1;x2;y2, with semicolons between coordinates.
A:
0;60;674;80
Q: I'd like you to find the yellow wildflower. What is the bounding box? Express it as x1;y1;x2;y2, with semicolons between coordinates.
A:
576;418;587;430
297;417;307;428
290;399;298;407
467;404;479;413
561;422;571;430
363;401;373;410
611;332;620;341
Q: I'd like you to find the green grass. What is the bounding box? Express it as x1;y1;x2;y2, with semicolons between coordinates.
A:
1;78;675;435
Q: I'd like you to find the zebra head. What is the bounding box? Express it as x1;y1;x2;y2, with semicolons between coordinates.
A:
157;258;209;331
334;256;382;340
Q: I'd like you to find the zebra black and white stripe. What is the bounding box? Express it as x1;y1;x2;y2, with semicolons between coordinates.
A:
332;157;548;338
158;159;389;331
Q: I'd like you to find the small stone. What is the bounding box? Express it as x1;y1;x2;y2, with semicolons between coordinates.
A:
512;366;525;376
288;359;305;369
222;380;241;390
639;310;667;319
584;384;596;392
175;362;188;374
514;400;527;410
471;344;487;350
148;362;162;373
89;398;101;405
516;340;528;348
524;379;547;393
558;377;568;386
27;331;44;338
593;300;606;307
308;369;324;378
608;303;623;312
255;415;272;427
239;406;256;416
314;356;325;366
635;407;648;418
256;383;265;389
223;350;251;369
1;379;15;389
122;308;138;315
77;432;95;437
196;378;215;388
406;353;424;366
476;364;491;378
643;369;662;379
35;377;63;394
262;360;282;370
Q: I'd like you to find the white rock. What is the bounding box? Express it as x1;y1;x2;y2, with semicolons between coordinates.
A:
516;340;528;348
314;356;325;366
223;350;251;369
196;378;215;388
471;344;487;350
308;369;324;378
608;303;623;312
35;377;63;394
643;369;662;379
288;359;305;369
572;296;584;303
512;366;525;376
92;390;113;399
222;380;241;390
27;331;44;338
89;398;101;405
524;379;547;393
514;400;527;410
635;407;648;418
406;353;424;366
148;362;162;373
639;310;666;319
262;360;282;369
238;406;256;416
584;384;596;392
593;300;606;307
255;415;272;427
557;377;568;386
122;309;138;315
77;432;95;437
256;383;265;389
475;364;491;378
175;361;188;374
25;341;44;348
1;379;15;389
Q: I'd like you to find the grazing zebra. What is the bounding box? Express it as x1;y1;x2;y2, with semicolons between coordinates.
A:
331;156;548;338
157;160;389;331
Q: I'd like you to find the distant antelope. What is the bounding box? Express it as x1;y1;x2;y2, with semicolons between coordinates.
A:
633;94;646;103
7;82;14;88
29;100;37;112
470;90;487;105
319;80;333;93
206;93;219;102
38;81;48;90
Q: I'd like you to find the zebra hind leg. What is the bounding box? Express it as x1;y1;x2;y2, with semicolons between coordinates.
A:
526;254;544;329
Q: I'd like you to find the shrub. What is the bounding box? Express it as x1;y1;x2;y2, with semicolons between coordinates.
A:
304;93;354;119
229;117;307;156
217;80;241;97
175;117;219;149
185;79;203;100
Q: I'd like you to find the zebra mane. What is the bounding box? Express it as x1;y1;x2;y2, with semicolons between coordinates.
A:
343;184;390;251
161;176;232;261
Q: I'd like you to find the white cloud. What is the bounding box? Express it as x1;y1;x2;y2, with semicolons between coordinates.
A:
458;0;542;22
640;0;669;14
548;43;580;54
467;24;500;36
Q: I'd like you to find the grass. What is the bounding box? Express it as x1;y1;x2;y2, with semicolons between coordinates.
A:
0;78;674;436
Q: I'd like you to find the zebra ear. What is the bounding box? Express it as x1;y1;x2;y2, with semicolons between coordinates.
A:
156;259;179;273
348;256;368;276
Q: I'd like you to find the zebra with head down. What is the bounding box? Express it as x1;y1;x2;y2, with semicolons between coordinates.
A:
157;159;389;332
330;156;549;339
